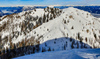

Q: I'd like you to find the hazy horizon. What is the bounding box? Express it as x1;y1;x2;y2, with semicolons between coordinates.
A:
0;0;99;6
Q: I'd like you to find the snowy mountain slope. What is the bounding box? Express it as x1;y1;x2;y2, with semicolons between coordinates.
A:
22;6;35;11
0;7;62;49
0;7;100;59
25;7;100;49
18;7;100;53
14;48;100;59
0;6;36;17
0;7;100;50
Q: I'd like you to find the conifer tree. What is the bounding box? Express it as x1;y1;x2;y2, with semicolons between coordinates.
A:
43;13;46;23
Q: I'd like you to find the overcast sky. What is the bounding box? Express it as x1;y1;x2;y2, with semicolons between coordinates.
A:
0;0;99;6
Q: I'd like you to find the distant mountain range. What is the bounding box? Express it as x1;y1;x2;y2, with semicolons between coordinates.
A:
0;6;100;17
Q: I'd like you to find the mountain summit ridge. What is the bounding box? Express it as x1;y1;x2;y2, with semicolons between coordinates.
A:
0;7;100;59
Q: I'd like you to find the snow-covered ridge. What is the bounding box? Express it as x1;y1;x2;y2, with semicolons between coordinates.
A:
0;7;62;49
0;7;100;59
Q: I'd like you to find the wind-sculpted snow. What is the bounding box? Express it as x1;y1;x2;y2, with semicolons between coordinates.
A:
0;7;100;59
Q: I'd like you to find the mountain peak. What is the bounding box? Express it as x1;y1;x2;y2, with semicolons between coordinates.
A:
0;7;100;58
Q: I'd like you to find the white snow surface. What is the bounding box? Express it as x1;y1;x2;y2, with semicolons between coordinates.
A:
25;7;100;49
0;7;100;49
14;48;100;59
0;7;100;59
1;10;13;13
